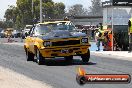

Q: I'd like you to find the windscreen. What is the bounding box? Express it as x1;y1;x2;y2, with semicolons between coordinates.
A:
52;22;76;32
36;22;76;35
35;25;52;35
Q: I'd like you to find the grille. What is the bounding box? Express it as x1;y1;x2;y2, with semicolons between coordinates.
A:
52;40;80;46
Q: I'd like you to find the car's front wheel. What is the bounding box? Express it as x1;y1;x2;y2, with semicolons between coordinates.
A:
26;50;34;61
81;49;90;63
36;49;45;65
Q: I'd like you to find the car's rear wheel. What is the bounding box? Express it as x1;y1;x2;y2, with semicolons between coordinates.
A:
36;49;45;65
26;50;34;61
64;56;73;63
81;49;90;63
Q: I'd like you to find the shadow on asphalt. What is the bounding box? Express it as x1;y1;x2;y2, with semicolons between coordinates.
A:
44;58;97;66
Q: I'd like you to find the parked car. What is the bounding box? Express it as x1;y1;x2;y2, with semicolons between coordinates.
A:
4;28;13;38
22;25;33;39
12;30;21;38
0;29;5;38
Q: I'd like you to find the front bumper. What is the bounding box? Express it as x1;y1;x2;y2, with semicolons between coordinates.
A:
39;45;91;58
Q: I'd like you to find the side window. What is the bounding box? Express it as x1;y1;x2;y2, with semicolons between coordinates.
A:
33;26;39;36
34;27;38;34
30;26;40;36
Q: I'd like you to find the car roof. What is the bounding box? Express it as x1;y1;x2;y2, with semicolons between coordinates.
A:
37;22;58;25
36;21;73;27
25;25;32;27
37;21;71;25
55;21;71;23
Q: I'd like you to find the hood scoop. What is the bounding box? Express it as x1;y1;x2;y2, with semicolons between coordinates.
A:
49;30;72;37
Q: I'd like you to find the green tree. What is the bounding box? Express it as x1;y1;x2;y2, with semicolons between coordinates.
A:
14;16;23;30
4;0;66;29
17;0;33;25
0;21;7;28
90;0;102;16
43;1;54;19
4;5;16;22
68;4;88;16
4;21;14;28
4;5;18;28
54;2;65;18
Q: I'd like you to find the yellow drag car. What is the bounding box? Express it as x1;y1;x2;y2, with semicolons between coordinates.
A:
24;21;91;65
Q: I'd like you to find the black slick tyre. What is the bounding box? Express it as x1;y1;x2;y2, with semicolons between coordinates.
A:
26;50;34;61
81;49;90;63
36;49;45;65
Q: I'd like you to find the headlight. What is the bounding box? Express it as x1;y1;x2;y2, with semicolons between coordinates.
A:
44;41;52;47
81;38;88;43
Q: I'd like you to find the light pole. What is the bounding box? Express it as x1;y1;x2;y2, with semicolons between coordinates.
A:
40;0;43;23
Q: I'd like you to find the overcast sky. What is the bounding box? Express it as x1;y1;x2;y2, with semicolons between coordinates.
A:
0;0;105;19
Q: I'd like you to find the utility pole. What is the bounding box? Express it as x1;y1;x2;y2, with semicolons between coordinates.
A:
40;0;43;23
